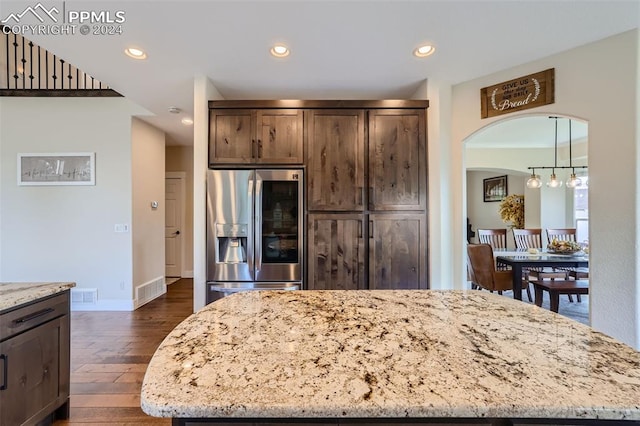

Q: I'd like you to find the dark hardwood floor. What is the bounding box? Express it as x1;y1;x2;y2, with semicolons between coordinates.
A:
54;278;193;425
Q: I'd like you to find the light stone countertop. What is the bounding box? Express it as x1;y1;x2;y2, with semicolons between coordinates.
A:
141;290;640;421
0;282;75;312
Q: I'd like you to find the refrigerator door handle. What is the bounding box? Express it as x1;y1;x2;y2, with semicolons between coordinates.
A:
247;176;255;274
255;175;263;272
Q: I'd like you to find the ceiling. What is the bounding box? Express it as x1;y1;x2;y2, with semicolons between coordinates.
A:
3;0;639;146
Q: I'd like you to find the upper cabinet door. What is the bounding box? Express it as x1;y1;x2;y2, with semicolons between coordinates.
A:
209;109;255;164
368;109;427;210
255;110;304;164
306;110;365;211
209;109;304;165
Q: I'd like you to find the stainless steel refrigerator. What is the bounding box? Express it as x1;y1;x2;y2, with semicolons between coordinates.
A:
206;169;303;303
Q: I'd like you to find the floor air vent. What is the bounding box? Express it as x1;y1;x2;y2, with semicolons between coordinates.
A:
71;288;98;304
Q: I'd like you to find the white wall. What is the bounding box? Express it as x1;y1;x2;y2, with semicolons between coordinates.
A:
132;117;166;305
451;30;639;347
467;171;525;249
194;76;224;311
0;97;149;310
166;145;194;277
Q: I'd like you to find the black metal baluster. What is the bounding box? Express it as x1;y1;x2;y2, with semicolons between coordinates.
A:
4;32;9;89
52;54;57;89
21;35;25;89
13;33;18;89
45;52;49;89
29;41;33;89
76;68;79;90
60;58;64;89
67;62;72;89
38;46;41;89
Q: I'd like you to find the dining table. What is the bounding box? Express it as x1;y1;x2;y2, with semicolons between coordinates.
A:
494;249;589;300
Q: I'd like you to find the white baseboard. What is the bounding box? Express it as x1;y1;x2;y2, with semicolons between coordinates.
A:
182;270;194;278
72;299;135;311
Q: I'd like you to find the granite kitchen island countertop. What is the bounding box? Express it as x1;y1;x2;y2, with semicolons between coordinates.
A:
0;281;75;312
141;290;640;425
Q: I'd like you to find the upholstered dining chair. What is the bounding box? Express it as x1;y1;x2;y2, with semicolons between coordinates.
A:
477;229;508;249
467;244;513;294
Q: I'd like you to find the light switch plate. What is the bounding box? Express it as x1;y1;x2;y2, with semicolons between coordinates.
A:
114;224;129;233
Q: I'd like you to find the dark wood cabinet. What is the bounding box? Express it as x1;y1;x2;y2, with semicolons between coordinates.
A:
368;109;427;211
209;109;303;165
306;110;365;211
305;104;428;290
368;214;427;290
207;100;429;291
307;214;365;290
0;291;70;426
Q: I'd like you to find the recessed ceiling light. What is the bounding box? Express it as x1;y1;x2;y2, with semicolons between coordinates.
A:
413;44;435;57
181;118;194;126
270;44;290;58
168;106;181;114
124;47;147;60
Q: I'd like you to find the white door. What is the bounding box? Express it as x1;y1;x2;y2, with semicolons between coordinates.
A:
165;176;184;277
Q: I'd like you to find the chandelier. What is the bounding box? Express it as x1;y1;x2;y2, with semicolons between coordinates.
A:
526;116;587;189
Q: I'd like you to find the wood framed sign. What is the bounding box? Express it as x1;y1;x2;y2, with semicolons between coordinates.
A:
480;68;554;119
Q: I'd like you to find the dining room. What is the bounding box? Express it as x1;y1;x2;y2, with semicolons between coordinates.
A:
465;115;590;322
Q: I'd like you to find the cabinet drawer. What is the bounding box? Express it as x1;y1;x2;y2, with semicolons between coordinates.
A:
0;292;69;341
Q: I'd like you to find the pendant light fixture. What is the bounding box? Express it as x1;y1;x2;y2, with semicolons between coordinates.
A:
526;116;587;189
546;117;562;188
565;120;583;189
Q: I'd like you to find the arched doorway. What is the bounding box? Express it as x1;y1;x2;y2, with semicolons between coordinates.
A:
465;114;588;244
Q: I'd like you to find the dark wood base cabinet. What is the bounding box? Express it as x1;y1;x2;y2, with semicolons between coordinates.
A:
0;291;70;426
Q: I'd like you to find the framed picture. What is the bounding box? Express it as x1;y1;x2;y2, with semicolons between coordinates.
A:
483;175;507;202
18;152;95;186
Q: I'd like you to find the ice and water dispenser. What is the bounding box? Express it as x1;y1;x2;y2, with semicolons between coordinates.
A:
216;223;247;264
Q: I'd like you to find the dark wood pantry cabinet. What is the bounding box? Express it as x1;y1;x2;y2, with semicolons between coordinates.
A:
307;213;366;290
368;109;427;211
305;103;428;290
208;100;429;291
306;109;365;211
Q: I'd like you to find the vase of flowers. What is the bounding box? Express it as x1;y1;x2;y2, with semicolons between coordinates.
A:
498;194;524;229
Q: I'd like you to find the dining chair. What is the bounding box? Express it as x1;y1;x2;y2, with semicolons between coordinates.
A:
477;229;508;249
546;228;577;245
511;228;563;301
545;228;582;302
467;244;514;295
512;228;543;249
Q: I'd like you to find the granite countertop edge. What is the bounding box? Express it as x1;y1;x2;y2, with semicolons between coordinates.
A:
140;290;640;421
0;282;76;312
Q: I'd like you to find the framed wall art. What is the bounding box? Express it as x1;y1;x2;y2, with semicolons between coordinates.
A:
18;152;95;186
483;175;507;202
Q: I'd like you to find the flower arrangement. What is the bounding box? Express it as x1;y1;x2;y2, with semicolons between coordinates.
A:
498;194;524;229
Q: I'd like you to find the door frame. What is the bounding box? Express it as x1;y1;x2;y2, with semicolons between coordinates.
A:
166;171;187;277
